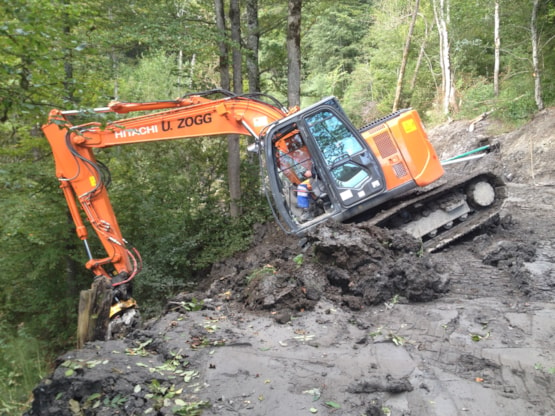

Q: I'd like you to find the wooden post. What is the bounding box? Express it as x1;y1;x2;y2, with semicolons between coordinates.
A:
77;277;113;348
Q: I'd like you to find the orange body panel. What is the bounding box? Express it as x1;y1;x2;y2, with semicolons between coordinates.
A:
361;109;444;191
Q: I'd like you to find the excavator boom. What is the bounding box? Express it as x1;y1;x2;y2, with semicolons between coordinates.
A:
42;90;290;287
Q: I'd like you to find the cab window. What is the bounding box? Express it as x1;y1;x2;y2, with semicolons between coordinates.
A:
306;110;363;166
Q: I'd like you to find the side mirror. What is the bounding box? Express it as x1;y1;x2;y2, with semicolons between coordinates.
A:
247;142;259;153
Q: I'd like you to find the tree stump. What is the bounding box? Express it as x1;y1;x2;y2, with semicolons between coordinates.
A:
77;277;112;348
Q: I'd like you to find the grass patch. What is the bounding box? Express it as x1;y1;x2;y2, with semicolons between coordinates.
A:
0;327;51;414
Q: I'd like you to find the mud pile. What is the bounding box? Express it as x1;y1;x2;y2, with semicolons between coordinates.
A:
203;221;449;315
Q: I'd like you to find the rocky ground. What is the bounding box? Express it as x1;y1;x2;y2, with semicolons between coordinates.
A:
25;109;555;416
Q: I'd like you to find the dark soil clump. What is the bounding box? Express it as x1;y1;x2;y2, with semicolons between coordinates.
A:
202;221;449;315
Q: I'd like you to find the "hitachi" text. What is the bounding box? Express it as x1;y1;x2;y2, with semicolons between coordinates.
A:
114;125;158;139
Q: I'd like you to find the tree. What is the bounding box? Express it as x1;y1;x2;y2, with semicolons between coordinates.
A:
228;0;243;218
213;0;242;219
393;0;420;111
494;0;500;97
214;0;230;91
302;2;369;101
432;0;457;115
531;0;544;110
409;12;434;94
246;0;260;93
287;0;302;107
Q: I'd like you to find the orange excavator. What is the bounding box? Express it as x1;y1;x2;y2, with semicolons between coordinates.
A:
42;89;505;314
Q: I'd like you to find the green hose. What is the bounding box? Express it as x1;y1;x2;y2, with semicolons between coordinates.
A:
441;144;492;163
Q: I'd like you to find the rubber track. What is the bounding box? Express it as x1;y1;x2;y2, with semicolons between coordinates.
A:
364;169;507;252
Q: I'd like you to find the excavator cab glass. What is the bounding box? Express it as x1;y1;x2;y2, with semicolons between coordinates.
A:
306;110;371;190
263;97;386;234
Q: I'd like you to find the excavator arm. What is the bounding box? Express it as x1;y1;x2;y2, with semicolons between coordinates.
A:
42;90;291;297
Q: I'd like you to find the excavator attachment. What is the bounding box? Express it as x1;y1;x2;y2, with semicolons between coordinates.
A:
110;299;138;319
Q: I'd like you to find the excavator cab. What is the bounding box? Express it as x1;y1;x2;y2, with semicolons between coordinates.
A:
263;97;388;233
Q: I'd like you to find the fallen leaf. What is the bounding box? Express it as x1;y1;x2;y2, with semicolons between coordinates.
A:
68;399;81;414
302;388;321;401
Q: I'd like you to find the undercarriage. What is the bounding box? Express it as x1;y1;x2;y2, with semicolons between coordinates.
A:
366;171;507;252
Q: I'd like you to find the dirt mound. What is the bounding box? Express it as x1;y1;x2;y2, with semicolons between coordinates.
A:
199;221;448;317
25;111;555;416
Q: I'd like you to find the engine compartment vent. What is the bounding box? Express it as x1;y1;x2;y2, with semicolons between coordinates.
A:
392;162;408;178
374;131;397;158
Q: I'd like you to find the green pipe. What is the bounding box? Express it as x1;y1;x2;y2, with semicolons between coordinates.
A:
441;144;491;163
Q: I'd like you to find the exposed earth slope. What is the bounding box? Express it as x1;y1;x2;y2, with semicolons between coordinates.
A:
26;109;555;416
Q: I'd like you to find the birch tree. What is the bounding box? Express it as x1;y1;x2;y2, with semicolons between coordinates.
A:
531;0;544;110
494;0;500;97
432;0;457;115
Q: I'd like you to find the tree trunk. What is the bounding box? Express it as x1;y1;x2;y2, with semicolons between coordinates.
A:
65;211;80;300
63;0;76;105
531;0;544;111
493;0;500;97
189;53;195;89
228;0;242;218
214;0;230;91
393;0;420;112
287;0;302;107
246;0;260;93
432;0;457;116
410;15;433;92
230;0;242;95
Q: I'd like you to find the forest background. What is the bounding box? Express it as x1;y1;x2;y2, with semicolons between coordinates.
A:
1;0;554;412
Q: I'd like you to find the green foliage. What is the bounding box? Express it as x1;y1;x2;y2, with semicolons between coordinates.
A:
458;75;537;127
246;265;276;284
341;0;436;122
173;400;210;416
302;3;370;100
0;321;49;414
119;51;187;100
293;253;304;266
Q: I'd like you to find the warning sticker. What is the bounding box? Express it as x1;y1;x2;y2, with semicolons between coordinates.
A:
402;119;417;134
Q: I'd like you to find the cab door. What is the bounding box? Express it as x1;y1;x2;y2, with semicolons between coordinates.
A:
302;107;385;208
